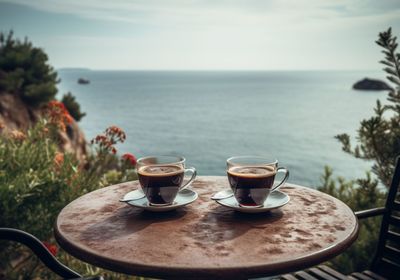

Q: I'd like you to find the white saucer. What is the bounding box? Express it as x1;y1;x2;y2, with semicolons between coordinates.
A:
215;190;290;213
125;189;198;212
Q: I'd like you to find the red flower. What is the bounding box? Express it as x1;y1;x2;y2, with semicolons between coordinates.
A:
64;113;73;125
48;100;66;110
105;126;126;142
45;100;74;132
122;153;137;166
54;152;64;167
91;126;127;155
10;130;26;141
43;241;58;256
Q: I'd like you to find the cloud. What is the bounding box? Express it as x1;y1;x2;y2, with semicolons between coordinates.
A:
2;0;399;27
1;0;399;70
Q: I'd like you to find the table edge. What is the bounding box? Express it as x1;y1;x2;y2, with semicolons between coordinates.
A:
54;178;360;278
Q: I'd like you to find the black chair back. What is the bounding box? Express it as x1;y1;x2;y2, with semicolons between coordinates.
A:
371;157;400;277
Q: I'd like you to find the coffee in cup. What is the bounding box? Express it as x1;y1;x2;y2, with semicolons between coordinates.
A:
227;156;289;207
137;156;196;206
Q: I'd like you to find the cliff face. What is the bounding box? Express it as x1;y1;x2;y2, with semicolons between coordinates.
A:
0;92;87;161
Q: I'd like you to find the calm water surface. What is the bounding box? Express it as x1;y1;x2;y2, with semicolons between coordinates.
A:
57;70;387;187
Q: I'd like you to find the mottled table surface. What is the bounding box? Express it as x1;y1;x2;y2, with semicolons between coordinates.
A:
55;176;358;279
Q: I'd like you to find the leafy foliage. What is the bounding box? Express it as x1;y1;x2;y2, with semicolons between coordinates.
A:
0;31;85;122
318;168;384;273
377;28;400;89
319;28;400;272
0;32;137;278
0;122;79;240
0;115;137;278
61;92;86;121
335;28;400;187
0;31;58;106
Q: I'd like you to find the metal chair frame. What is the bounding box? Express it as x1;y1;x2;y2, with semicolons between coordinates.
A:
0;228;103;279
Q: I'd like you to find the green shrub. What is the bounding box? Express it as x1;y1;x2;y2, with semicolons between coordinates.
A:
318;168;384;273
335;27;400;186
0;31;58;106
0;116;137;278
1;122;72;236
319;28;400;272
61;92;86;121
0;31;138;279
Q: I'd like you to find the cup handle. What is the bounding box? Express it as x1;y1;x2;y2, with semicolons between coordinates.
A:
180;167;197;190
271;167;289;192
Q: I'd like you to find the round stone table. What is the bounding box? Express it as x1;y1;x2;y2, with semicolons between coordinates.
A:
54;176;359;279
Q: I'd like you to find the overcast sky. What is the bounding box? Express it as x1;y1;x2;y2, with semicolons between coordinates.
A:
0;0;399;70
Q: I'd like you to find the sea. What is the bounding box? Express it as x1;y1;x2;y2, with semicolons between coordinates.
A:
57;70;388;188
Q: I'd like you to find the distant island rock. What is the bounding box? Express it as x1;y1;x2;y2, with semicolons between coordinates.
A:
78;78;90;85
353;78;392;91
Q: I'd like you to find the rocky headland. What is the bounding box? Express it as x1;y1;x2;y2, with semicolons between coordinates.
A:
0;92;87;161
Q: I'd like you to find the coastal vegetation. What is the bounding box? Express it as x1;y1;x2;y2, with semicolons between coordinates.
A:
0;117;138;278
0;31;57;106
61;92;86;121
0;30;85;119
0;31;138;279
319;27;400;272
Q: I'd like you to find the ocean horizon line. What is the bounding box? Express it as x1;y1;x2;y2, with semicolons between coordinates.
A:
57;68;380;73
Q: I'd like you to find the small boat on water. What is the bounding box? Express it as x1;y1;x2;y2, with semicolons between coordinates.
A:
78;78;90;85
